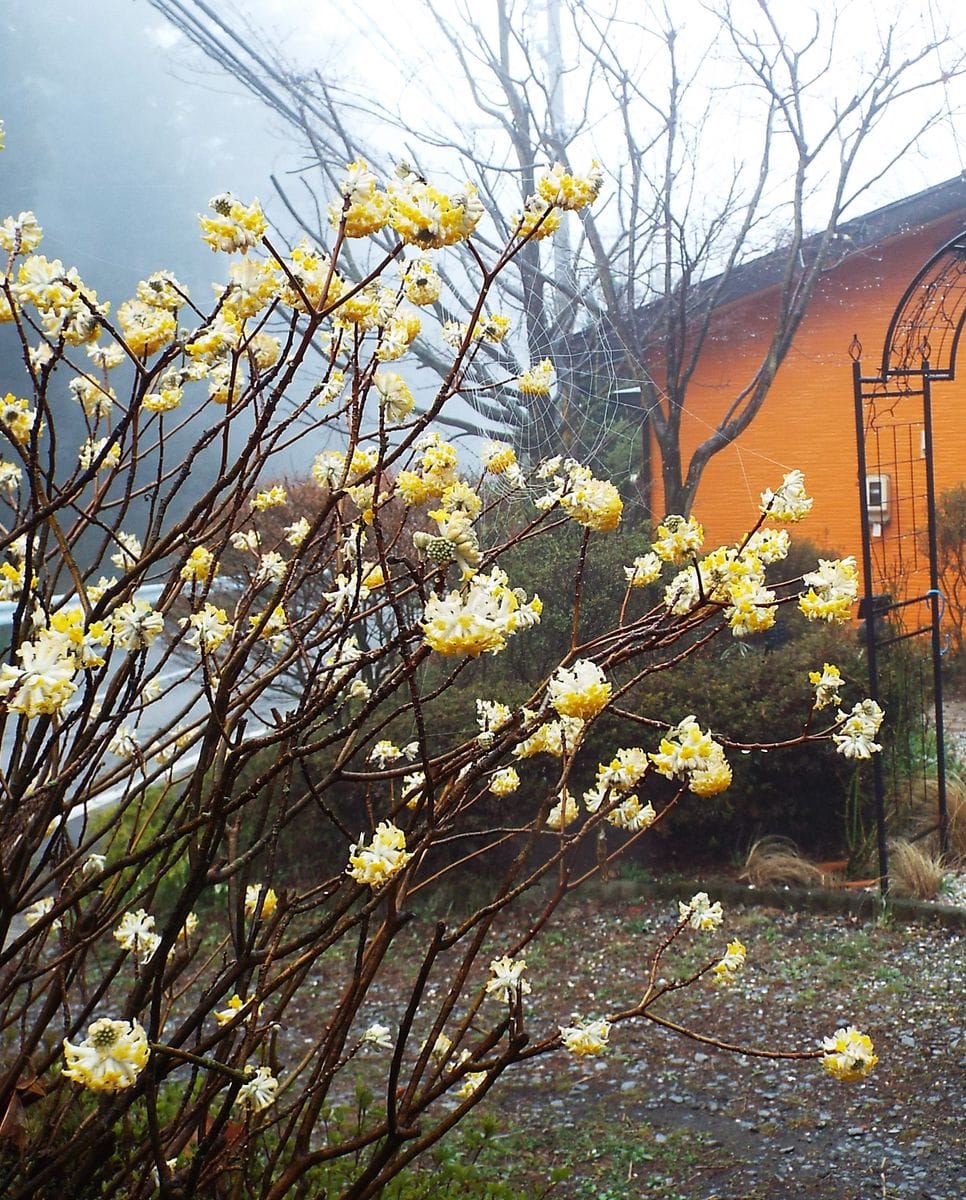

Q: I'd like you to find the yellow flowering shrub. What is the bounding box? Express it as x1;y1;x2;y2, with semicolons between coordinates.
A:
0;136;884;1199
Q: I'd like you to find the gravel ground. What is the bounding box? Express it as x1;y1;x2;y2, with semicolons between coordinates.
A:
482;895;965;1200
278;876;963;1199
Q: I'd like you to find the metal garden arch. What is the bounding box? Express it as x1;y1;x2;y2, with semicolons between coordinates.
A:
850;231;966;889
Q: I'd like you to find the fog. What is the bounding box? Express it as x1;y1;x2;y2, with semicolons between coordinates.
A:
0;2;291;302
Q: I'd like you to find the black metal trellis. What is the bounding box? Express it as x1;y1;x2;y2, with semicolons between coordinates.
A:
850;234;965;891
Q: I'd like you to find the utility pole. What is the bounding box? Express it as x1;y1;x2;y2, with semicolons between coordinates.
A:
544;0;574;329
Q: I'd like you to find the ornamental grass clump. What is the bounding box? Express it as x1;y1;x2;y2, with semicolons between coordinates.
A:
887;838;947;900
0;138;883;1199
740;836;828;889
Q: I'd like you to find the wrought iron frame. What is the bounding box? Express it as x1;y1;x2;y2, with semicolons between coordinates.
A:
850;232;966;889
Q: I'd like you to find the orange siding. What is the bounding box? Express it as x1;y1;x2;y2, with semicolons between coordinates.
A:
657;214;966;604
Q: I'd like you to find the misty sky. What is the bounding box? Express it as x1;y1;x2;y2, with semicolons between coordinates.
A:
1;2;291;304
5;0;966;315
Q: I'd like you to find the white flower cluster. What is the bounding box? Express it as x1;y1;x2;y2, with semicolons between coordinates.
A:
347;821;413;888
760;469;813;522
832;699;884;759
583;747;656;832
679;891;724;931
485;955;531;1003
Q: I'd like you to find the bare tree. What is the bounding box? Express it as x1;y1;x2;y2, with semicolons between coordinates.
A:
148;0;965;513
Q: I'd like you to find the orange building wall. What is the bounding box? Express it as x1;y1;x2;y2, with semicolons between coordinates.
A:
660;214;966;601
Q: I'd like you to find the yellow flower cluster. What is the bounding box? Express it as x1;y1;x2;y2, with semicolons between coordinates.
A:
142;381;183;413
330;159;392;238
591;746;650;793
111;598;165;650
235;1065;279;1111
333;282;390;330
605;794;656;832
0;393;38;445
70;376;115;418
180;545;217;584
512;195;563;241
517;358;555;395
244;884;278;919
663;532;787;636
821;1025;878;1081
114;909;161;964
373;371;415;423
402;771;425;809
712;938;747;985
548;659;612;720
809;662;843;709
224;256;280;318
546;789;579;830
215;994;245;1025
456;1068;488;1099
0;460;20;492
181;603;234;653
0;616;106;718
651;716;732;797
63;1018;150;1093
476;698;512;747
722;575;777;638
489;766;520;796
679;891;724;930
249;605;289;652
536;161;604;211
118;299;176;357
396;433;461;507
199;192;267;254
279;239;345;312
252;484;287;510
421;567;542;657
509;161;602;242
23;896;60;931
347;821;413;887
312;447;378;491
485;955;531;1003
583;746;655;832
473;312;512;343
559;467;622;533
0;210;43;254
328;160;488;248
376;310;421;361
798;556;859;622
652;514;704;564
413;509;481;578
186;307;242;362
537;458;622;532
388;175;483;248
135;270;188;311
481;442;518;476
514;713;585;759
401;256;442;306
12;254;107;344
624;553;662;587
369;739;403;768
559;1016;610;1056
0;557;24;603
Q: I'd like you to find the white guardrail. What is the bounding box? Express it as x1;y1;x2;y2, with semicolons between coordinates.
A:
0;582;167;626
